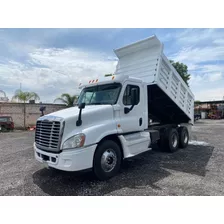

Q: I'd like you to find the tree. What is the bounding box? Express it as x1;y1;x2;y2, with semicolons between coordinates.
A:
12;90;40;130
170;60;191;86
54;93;79;107
194;100;201;105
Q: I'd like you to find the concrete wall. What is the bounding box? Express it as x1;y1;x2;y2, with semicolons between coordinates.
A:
0;102;66;128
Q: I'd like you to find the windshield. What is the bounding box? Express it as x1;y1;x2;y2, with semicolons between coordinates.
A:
78;83;121;105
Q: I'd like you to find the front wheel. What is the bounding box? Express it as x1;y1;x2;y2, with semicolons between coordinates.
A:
93;140;122;180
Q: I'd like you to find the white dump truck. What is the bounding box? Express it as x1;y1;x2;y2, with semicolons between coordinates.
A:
34;35;194;180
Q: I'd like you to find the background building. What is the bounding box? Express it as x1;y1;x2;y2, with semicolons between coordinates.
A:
194;100;224;119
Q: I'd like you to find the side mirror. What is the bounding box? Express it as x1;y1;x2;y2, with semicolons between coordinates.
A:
78;102;86;109
131;88;138;105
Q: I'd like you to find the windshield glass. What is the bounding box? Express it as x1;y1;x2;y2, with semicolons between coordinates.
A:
0;117;9;122
78;83;121;105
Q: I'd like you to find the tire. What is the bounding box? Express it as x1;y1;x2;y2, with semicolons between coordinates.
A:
93;140;122;180
162;128;179;153
0;125;7;132
178;126;189;149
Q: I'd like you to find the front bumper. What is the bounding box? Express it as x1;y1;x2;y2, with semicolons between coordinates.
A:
34;143;97;172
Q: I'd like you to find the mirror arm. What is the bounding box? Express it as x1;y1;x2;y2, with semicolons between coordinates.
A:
76;103;85;126
76;108;83;126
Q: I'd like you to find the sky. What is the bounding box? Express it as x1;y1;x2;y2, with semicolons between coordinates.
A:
0;28;224;103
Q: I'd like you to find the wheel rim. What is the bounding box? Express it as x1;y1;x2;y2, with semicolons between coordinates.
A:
101;149;117;173
184;132;188;143
172;134;178;148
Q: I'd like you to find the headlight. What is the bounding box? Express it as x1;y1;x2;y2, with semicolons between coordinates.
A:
62;133;85;150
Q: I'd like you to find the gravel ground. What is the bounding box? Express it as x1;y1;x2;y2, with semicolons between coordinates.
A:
0;119;224;196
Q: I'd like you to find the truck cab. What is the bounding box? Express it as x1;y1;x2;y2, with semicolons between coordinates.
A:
34;75;152;180
34;36;194;180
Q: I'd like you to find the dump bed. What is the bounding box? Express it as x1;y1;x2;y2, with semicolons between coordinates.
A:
114;35;194;124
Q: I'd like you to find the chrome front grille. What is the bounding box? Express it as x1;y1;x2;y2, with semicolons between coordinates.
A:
35;120;61;151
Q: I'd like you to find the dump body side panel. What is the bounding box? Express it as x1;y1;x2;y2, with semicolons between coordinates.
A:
114;35;194;124
155;54;194;124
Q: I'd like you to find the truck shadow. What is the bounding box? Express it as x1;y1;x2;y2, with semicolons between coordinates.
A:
32;144;214;196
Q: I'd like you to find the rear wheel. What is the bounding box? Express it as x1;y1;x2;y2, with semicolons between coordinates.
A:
178;126;189;148
159;128;179;153
93;140;122;180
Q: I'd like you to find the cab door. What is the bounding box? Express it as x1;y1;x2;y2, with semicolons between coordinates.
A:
117;81;146;133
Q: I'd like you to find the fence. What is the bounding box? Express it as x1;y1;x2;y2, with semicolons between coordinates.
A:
0;102;66;128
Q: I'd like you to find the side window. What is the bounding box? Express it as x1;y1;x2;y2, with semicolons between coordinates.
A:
123;85;140;105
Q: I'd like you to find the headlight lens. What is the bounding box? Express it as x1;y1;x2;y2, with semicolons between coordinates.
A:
62;133;85;149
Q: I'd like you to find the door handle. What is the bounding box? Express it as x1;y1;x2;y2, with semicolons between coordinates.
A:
139;118;142;126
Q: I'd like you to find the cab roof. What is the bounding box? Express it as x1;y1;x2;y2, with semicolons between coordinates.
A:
78;74;142;89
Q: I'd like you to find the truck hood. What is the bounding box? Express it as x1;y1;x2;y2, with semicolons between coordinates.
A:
48;105;113;120
41;105;116;145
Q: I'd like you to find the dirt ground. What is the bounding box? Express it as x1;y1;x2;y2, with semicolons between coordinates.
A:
0;119;223;196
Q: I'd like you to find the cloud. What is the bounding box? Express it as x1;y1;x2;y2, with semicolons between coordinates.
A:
1;28;224;102
208;73;223;82
176;29;216;45
189;73;223;85
168;29;224;72
213;39;224;45
194;88;224;101
0;47;117;103
163;29;223;49
170;45;224;65
167;29;224;101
